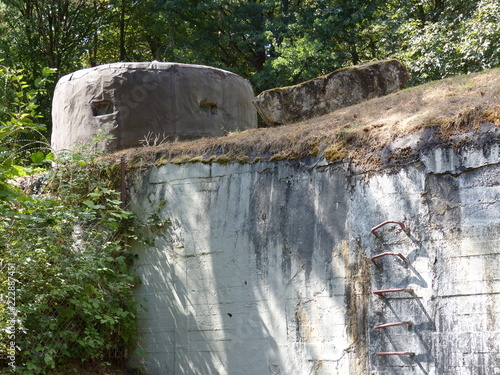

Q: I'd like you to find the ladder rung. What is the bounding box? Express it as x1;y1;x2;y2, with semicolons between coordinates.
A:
373;288;414;296
371;220;410;237
371;252;410;267
376;351;415;357
374;321;413;330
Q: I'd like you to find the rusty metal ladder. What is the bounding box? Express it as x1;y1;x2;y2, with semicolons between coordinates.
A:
371;220;415;358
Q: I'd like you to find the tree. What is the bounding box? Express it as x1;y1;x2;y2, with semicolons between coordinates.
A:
0;64;53;200
0;0;112;133
1;0;499;124
250;0;387;91
386;0;499;84
1;0;110;76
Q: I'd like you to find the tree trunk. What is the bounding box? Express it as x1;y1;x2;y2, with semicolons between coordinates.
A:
119;0;126;61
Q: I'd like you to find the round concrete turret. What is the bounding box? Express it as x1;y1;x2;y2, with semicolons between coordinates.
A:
51;62;257;152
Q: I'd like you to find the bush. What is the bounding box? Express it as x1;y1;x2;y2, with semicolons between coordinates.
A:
0;65;141;374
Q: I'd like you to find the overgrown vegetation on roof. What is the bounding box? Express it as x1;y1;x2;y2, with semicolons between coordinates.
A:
109;68;500;171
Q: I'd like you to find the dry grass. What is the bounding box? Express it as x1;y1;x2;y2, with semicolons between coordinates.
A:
107;68;500;170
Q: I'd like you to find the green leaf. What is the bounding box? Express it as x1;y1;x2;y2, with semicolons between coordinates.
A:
27;362;38;370
30;151;45;164
42;67;56;77
82;200;96;209
44;353;55;367
11;165;26;177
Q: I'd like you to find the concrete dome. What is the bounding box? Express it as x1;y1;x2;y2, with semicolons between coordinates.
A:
51;62;257;152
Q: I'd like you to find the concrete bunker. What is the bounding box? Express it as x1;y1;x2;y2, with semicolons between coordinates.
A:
51;62;257;152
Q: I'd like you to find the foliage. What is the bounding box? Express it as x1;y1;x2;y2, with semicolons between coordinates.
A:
388;0;500;84
0;67;141;374
0;63;54;201
459;0;500;72
0;0;110;75
0;0;499;127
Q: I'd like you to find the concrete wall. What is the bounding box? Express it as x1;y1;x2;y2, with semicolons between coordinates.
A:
126;141;500;374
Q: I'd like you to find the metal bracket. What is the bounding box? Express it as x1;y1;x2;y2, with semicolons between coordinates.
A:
374;321;413;330
371;252;410;268
371;221;410;238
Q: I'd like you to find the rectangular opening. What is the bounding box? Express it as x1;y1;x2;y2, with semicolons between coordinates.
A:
200;100;218;115
92;100;114;116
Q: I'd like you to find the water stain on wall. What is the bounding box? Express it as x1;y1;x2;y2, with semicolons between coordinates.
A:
343;240;370;374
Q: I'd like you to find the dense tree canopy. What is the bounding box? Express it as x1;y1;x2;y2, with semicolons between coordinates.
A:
0;0;498;131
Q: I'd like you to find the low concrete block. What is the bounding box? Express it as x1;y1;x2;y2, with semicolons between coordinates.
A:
253;60;410;126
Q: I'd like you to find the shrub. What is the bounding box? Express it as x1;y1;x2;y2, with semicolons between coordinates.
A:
0;65;140;374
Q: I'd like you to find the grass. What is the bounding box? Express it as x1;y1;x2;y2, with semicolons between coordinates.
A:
107;68;500;171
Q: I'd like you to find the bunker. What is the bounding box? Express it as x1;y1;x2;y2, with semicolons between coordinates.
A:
51;62;257;151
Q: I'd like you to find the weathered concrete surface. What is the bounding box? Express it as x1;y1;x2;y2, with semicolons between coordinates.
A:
51;62;257;152
126;139;499;374
253;60;410;126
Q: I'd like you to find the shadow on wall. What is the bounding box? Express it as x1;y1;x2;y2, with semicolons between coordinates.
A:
127;143;500;375
220;165;353;374
127;162;369;374
362;168;440;375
